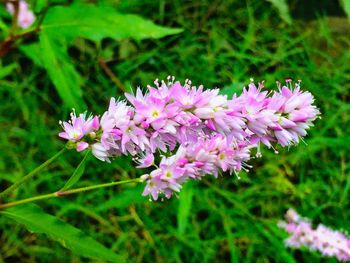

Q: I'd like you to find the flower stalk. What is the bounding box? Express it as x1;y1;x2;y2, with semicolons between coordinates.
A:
0;147;67;199
0;178;141;209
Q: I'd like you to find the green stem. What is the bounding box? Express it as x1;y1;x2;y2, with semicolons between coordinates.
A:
10;0;19;36
0;178;141;209
0;148;67;199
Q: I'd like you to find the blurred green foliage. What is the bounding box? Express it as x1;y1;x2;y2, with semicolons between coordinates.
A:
0;0;349;262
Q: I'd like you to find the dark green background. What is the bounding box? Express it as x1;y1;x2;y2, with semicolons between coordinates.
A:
0;0;349;262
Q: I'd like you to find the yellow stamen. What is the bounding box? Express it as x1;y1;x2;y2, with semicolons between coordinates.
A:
152;110;159;117
219;153;225;160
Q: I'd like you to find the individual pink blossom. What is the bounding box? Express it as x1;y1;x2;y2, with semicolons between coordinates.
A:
135;152;154;168
7;0;35;29
77;141;89;152
59;111;99;142
59;111;100;153
91;143;111;163
235;82;277;147
278;209;350;261
99;98;150;156
268;81;320;146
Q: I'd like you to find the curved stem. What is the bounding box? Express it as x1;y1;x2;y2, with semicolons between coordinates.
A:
0;178;141;209
0;148;67;199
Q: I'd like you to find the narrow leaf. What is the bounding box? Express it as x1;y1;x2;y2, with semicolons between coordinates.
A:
41;3;183;42
39;32;86;111
61;151;90;191
177;182;193;235
0;204;125;262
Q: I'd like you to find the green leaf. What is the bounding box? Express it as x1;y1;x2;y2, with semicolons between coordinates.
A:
0;204;125;262
177;182;194;235
41;3;183;42
61;151;90;191
36;2;181;111
266;0;292;25
340;0;350;20
39;32;86;111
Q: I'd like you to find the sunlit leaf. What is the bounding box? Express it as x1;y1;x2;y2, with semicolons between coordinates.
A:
0;204;125;262
41;3;183;42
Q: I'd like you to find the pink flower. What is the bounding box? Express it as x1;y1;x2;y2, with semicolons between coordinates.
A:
142;157;186;200
142;175;167;200
58;77;319;200
142;134;252;199
126;88;178;133
98;98;150;156
59;111;100;153
7;1;35;29
279;209;350;261
234;82;276;147
91;143;111;163
136;152;154;168
120;120;149;154
77;142;89;152
268;81;320;146
59;112;99;141
169;81;204;109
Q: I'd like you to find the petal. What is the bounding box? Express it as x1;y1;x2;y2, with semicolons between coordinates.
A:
77;142;89;152
58;132;70;140
92;116;100;130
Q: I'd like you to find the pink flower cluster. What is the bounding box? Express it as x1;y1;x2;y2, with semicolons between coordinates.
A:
7;0;35;29
279;209;350;261
59;77;319;200
141;135;251;199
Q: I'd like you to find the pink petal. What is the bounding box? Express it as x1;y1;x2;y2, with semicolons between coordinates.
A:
58;132;70;140
92;116;100;130
77;142;89;152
